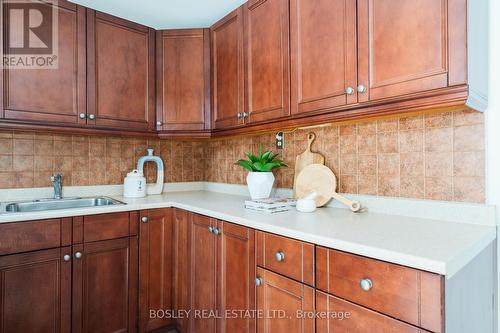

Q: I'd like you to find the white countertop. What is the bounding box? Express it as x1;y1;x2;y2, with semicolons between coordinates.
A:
0;189;496;278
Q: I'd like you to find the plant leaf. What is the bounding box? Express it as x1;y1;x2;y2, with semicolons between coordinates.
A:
235;159;254;172
245;152;259;163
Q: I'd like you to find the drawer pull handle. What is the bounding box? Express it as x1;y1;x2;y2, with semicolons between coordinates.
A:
63;254;71;262
275;251;285;262
208;226;214;233
255;277;263;286
74;252;83;259
141;216;149;223
360;278;373;291
213;227;221;236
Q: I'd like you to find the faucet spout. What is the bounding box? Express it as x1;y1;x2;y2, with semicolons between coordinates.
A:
50;173;63;199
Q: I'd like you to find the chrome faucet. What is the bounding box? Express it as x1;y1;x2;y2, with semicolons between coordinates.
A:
50;173;63;199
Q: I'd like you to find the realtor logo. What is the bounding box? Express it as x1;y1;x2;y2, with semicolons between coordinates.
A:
2;0;59;69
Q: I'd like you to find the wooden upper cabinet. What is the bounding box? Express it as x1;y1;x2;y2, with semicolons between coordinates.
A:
87;10;155;132
290;0;357;115
1;1;86;125
357;0;451;102
244;0;290;123
156;29;211;133
211;7;245;130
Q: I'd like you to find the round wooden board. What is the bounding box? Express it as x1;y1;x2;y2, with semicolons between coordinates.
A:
295;164;337;207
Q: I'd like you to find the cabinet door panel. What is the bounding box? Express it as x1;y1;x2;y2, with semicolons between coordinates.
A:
157;29;210;132
244;0;290;123
1;1;86;125
290;0;357;114
190;214;217;333
87;11;155;131
139;209;173;332
217;221;255;333
256;268;314;333
72;238;137;333
0;247;72;333
211;8;245;129
358;0;448;102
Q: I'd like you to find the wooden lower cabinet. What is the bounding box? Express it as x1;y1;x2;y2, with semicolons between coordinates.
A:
72;237;138;333
0;247;72;333
138;209;174;332
256;267;315;333
316;291;431;333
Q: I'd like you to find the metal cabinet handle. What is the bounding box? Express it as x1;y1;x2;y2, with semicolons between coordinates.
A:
345;86;355;95
88;114;96;120
79;113;86;119
156;121;162;126
63;254;71;262
212;227;221;236
141;216;149;223
208;226;214;233
242;112;248;119
360;278;373;291
74;252;83;259
357;84;367;93
237;112;242;119
275;251;285;262
255;277;263;286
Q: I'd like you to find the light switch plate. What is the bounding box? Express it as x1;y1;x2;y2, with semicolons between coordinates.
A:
275;132;284;149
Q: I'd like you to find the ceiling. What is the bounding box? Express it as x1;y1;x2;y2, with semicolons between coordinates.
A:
68;0;247;29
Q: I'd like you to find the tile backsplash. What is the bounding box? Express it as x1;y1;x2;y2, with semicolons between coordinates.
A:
0;108;486;203
205;108;485;203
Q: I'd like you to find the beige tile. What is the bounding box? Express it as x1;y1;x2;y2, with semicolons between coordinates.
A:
358;155;377;175
424;112;452;128
357;122;376;135
357;134;376;155
0;130;13;139
425;177;453;201
89;142;106;157
340;124;357;136
453;177;485;203
13;139;34;155
14;171;34;188
54;156;73;172
358;175;377;195
400;153;424;177
425;127;453;152
399;130;423;153
425;152;452;177
13;132;34;140
340;135;357;155
378;154;399;176
400;177;424;199
454;151;485;177
377;118;399;133
34;140;53;156
399;115;423;130
53;140;73;156
339;175;358;194
377;132;398;153
34;155;54;172
340;154;357;175
454;124;485;152
73;141;89;157
0;155;13;171
0;138;13;154
453;109;484;126
0;172;15;188
378;176;399;196
34;171;53;187
73;157;89;172
72;171;90;186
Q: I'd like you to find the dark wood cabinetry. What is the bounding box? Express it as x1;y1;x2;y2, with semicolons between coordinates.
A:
0;0;86;126
156;29;211;136
138;209;174;332
256;267;315;333
0;247;72;333
211;8;245;130
87;10;155;132
244;0;290;123
290;0;357;114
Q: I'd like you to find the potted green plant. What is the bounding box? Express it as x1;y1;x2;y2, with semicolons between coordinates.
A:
235;146;287;199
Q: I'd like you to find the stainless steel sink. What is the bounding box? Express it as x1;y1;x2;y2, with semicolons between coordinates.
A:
5;197;125;213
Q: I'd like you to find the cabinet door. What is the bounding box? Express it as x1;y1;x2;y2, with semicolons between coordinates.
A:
72;237;138;333
157;29;210;132
87;10;155;132
1;1;86;125
172;209;191;332
211;8;245;130
0;247;72;333
244;0;290;123
290;0;357;115
316;291;430;333
217;221;255;333
138;209;173;332
357;0;449;102
190;214;218;333
256;268;314;333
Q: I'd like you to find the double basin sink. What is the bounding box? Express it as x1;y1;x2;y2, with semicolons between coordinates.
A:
4;197;125;213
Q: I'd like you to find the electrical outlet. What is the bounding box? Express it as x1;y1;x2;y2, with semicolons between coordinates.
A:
275;132;284;149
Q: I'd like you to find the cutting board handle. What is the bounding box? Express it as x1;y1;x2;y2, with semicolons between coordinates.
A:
307;132;316;151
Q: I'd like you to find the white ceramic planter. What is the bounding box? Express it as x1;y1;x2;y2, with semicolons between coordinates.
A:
246;172;275;200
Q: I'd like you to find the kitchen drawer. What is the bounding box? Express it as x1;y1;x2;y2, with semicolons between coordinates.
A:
0;218;72;255
316;247;443;333
256;231;314;285
73;212;131;243
316;291;431;333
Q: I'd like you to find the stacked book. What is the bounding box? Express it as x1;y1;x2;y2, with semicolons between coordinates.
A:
244;198;297;214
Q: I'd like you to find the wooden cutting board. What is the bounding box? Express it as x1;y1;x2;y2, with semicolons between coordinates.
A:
295;164;336;207
293;132;325;197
